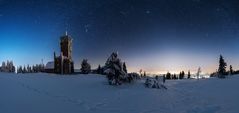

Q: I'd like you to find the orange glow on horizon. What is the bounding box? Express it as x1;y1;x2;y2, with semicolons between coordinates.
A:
127;66;217;75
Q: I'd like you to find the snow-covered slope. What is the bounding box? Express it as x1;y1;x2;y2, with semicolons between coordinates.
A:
0;73;238;113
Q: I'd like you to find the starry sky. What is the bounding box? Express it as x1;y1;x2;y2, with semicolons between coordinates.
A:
0;0;239;74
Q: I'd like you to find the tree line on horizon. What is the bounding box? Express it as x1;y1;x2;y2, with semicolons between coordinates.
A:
164;71;191;80
1;53;238;83
17;64;45;74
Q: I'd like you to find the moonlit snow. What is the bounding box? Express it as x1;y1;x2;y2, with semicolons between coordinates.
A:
0;73;238;113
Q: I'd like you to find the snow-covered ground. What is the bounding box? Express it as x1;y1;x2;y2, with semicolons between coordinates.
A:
0;73;238;113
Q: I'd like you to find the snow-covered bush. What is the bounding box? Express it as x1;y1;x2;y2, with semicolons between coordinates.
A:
128;72;140;80
145;76;167;89
103;52;128;85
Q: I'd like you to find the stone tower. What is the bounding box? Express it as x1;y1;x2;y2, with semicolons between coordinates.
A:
60;31;72;59
54;31;74;74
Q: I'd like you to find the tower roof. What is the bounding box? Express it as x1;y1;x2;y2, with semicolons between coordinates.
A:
60;31;72;41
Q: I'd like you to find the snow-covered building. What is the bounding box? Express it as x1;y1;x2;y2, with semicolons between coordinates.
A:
54;32;74;74
45;61;54;73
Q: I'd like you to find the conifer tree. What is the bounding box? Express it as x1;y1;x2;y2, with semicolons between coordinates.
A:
173;74;177;79
19;66;23;73
229;65;233;75
97;65;102;74
81;59;91;74
166;72;171;79
188;70;191;79
123;62;127;74
23;66;27;73
218;55;227;78
104;52;128;85
182;71;185;79
179;71;184;79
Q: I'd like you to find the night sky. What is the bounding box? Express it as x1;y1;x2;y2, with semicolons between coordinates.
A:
1;0;239;74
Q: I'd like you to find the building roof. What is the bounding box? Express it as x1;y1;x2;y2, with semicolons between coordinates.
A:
45;61;54;69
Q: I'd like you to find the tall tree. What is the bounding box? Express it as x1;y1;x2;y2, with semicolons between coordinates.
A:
179;71;185;79
188;70;191;79
218;55;227;78
23;66;27;73
179;72;182;79
182;71;185;79
173;74;177;79
97;64;102;74
229;65;233;75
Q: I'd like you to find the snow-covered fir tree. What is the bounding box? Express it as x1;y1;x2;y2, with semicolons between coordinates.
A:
17;66;23;74
103;52;128;85
17;63;45;74
81;59;91;74
23;66;27;73
0;61;15;73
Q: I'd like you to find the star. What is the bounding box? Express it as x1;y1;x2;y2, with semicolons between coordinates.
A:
145;10;151;14
84;24;91;33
